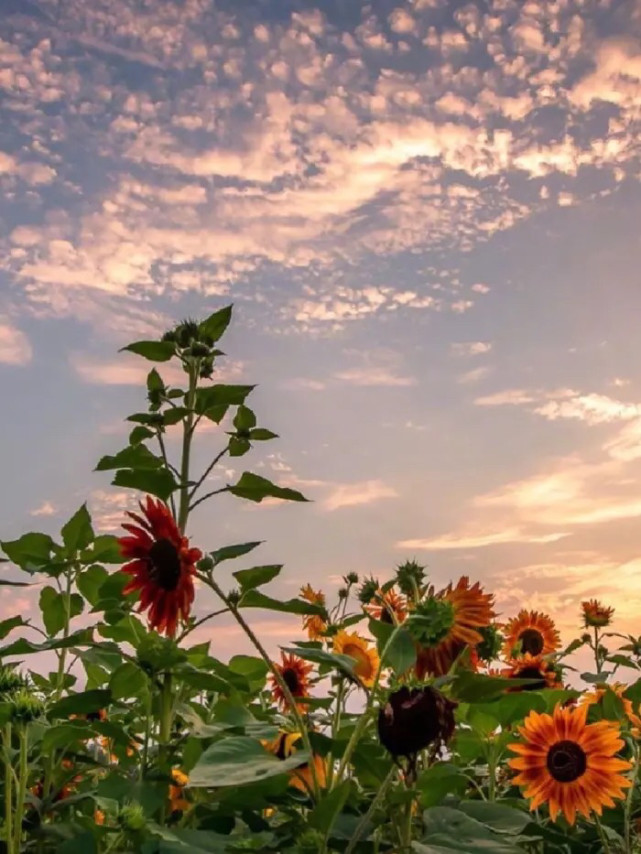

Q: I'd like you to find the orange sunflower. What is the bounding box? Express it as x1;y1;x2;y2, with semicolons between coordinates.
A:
300;584;327;640
169;768;189;813
415;577;494;678
117;496;202;637
263;731;327;794
502;654;562;691
365;587;407;625
501;610;561;659
270;652;313;712
332;630;380;688
508;703;632;824
582;683;636;726
581;599;614;628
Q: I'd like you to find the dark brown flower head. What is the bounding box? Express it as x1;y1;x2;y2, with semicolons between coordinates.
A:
377;685;457;758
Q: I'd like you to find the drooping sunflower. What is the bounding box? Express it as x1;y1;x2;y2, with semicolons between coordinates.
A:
300;584;327;640
365;587;408;625
502;654;562;691
508;703;632;824
581;599;614;628
332;630;380;688
415;577;494;678
263;731;327;794
169;768;189;813
501;610;561;659
117;496;202;637
270;652;313;712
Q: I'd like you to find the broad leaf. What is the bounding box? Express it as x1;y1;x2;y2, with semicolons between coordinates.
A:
195;385;255;415
308;780;353;833
1;532;55;571
199;305;233;342
282;646;357;679
122;340;176;361
189;736;309;787
210;541;262;565
112;468;177;501
0;616;28;640
48;689;111;719
95;444;163;472
61;504;94;553
229;472;307;503
239;590;323;615
110;662;148;699
382;625;416;674
232;564;282;591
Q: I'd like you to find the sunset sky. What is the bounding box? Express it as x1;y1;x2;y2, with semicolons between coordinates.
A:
1;0;640;660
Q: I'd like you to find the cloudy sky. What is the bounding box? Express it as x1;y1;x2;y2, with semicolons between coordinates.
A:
1;0;640;659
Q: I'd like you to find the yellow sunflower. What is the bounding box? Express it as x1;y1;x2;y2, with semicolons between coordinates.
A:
365;587;407;625
332;630;380;688
508;703;632;824
300;584;327;640
501;609;561;659
416;577;494;678
502;654;562;691
169;768;189;813
269;652;313;712
262;731;327;794
581;599;614;628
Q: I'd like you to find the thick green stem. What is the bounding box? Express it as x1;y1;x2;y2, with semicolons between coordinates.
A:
12;727;28;853
205;577;320;799
4;723;13;854
178;361;199;532
54;566;74;700
594;812;611;853
326;679;346;789
487;740;497;802
400;794;414;853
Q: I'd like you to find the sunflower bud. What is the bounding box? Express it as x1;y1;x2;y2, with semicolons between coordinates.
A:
198;555;215;572
358;576;380;605
296;829;325;854
407;597;455;647
345;572;359;585
199;357;215;379
0;666;28;697
378;686;457;758
227;588;241;608
476;624;503;663
10;688;44;723
175;319;200;349
119;802;146;831
396;560;426;596
338;587;348;600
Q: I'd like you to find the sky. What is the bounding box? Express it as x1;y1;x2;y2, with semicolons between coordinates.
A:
1;0;641;663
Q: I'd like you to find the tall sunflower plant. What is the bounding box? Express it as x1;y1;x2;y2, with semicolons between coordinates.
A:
0;308;640;853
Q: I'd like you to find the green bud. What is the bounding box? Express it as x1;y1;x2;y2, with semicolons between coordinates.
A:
338;587;348;600
161;329;177;343
396;560;426;596
581;632;592;644
119;802;146;831
476;624;503;663
296;829;325;854
345;572;359;585
358;576;379;605
175;319;200;349
0;666;28;697
198;555;215;572
188;343;211;358
227;588;241;608
10;688;44;723
407;598;455;647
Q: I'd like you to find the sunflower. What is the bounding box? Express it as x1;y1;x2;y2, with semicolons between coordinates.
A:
117;496;202;638
300;584;327;640
365;587;407;625
169;768;189;813
501;610;561;659
415;577;494;678
262;731;327;794
502;654;562;691
581;599;614;628
332;630;380;688
508;703;632;824
270;652;313;711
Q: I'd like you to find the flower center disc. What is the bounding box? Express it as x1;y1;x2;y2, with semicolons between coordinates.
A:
547;740;587;783
513;666;546;690
148;538;182;591
519;628;544;656
282;668;301;693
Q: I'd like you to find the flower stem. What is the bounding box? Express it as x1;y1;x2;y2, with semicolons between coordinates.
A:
326;678;346;789
344;765;397;854
594;812;611;853
178;360;199;532
3;723;13;854
624;742;639;853
12;726;28;853
204;576;320;800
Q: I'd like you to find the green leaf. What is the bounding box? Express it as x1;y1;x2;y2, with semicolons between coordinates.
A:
147;368;165;392
48;689;111;719
56;831;98;854
232;564;282;591
76;565;109;606
201;404;229;424
86;535;122;564
1;532;55;571
458;801;533;834
229;436;251;457
162;407;189;426
39;586;67;636
61;504;94;552
96;444;163;471
173;664;229;694
0;616;28;640
308;780;353;833
112;468;177;501
110;662;148;699
0;628;94;657
144;827;231;854
199;305;233;342
122;340;176;361
248;428;278;441
239;590;323;615
99;615;148;646
189;736;309;787
473;693;546;728
417;763;468;809
130;425;155;445
233;405;257;432
195;384;255;414
452;671;527;702
227;655;269;692
42;721;98;752
229;472;308;503
382;626;416;675
282;646;357;679
210;541;262;565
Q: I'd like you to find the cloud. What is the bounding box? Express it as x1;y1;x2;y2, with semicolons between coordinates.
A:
30;501;57;517
71;353;243;386
457;366;491;385
0;318;32;365
322;480;398;511
475;387;641;426
451;341;492;357
398;528;568;550
333;349;415;387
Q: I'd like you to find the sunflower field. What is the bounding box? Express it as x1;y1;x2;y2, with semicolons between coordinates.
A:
2;306;641;854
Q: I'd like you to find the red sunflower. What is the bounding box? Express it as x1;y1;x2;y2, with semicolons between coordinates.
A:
118;496;202;638
270;652;313;712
